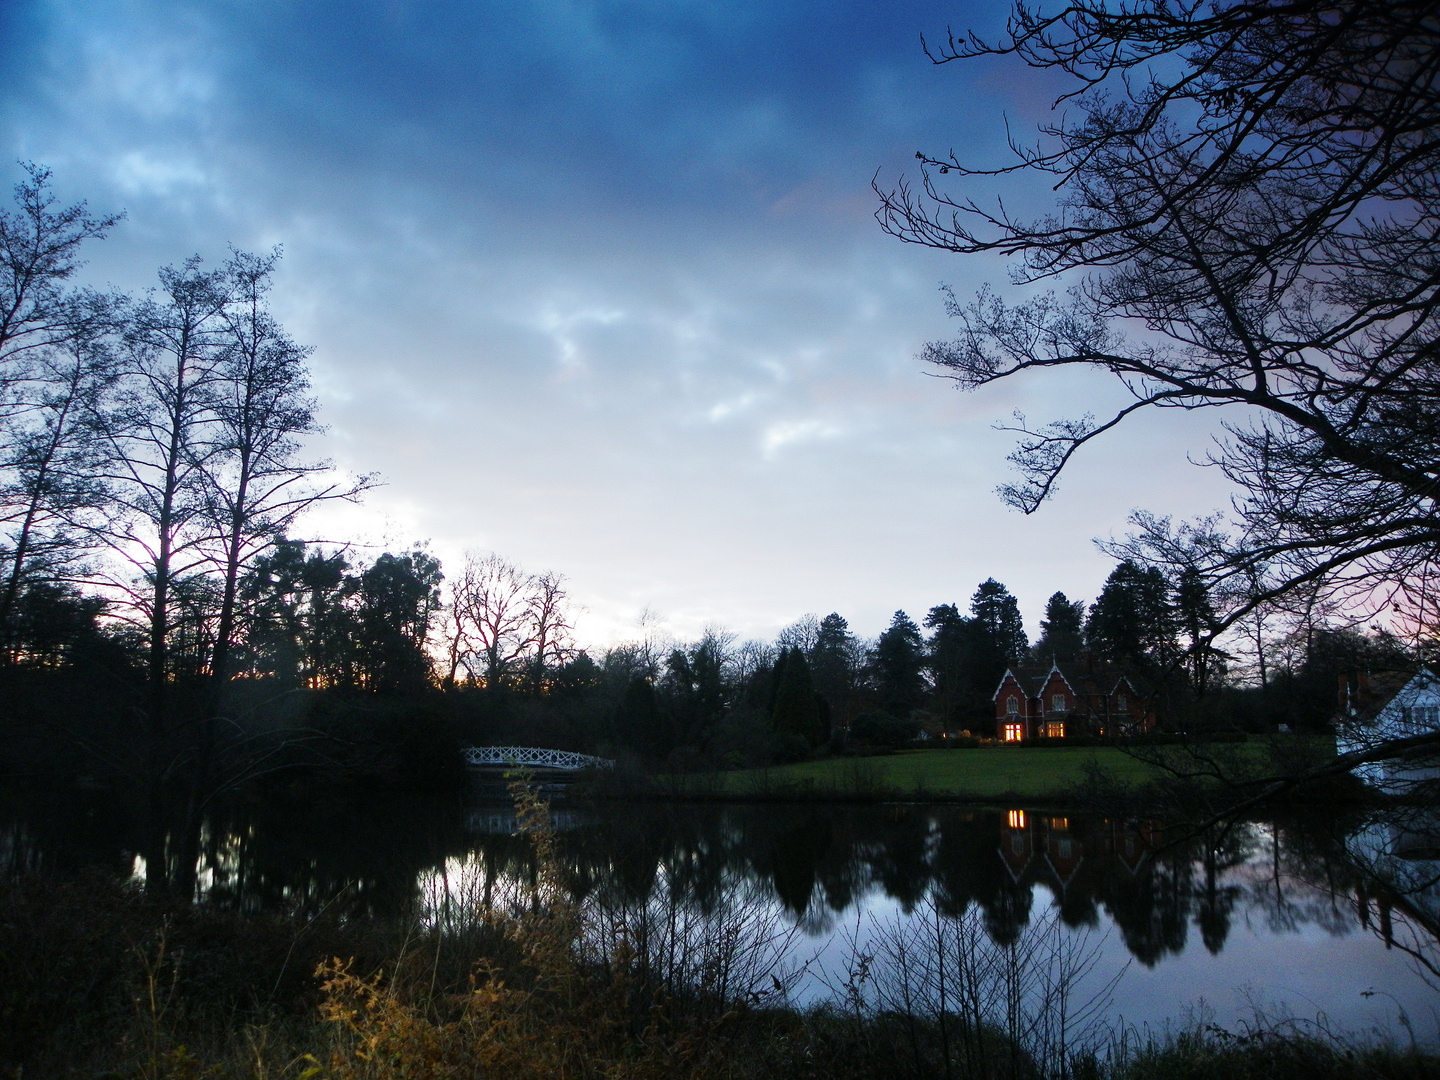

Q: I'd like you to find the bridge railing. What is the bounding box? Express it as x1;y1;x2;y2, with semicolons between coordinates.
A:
462;746;615;771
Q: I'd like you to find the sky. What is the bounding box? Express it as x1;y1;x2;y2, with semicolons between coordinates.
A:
0;0;1239;648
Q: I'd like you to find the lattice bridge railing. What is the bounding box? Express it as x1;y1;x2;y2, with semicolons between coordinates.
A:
463;746;614;771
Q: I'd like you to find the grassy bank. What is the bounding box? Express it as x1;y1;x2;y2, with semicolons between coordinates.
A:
638;737;1342;804
672;747;1175;802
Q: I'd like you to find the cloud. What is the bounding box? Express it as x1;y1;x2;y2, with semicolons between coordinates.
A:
760;417;844;458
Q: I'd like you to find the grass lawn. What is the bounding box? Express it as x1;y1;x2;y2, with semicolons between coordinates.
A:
709;746;1170;801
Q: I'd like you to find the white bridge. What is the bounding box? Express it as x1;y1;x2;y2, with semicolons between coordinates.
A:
463;746;614;771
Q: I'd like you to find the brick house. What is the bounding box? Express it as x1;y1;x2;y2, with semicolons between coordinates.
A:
993;659;1153;741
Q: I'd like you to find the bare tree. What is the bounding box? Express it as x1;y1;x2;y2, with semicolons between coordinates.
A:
522;569;575;692
97;257;231;705
0;321;121;655
448;552;535;688
0;165;121;654
776;612;821;656
0;163;120;373
878;0;1440;635
202;249;373;689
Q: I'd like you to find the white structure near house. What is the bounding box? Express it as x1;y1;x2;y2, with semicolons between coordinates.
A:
1335;667;1440;792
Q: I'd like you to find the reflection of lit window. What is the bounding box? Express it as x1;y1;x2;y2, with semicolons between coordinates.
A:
1006;695;1019;716
1050;817;1069;830
1004;723;1024;742
1008;809;1026;829
1012;834;1026;854
1057;839;1072;859
1124;838;1135;857
1052;693;1065;713
1046;722;1064;739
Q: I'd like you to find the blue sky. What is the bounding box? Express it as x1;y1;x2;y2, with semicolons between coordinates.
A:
0;0;1235;645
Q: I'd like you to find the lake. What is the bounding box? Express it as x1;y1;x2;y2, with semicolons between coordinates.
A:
4;782;1436;1044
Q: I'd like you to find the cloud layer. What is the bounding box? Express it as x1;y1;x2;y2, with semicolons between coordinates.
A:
1;0;1237;644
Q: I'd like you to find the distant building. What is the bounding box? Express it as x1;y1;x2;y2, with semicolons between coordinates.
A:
1335;666;1440;791
992;658;1153;741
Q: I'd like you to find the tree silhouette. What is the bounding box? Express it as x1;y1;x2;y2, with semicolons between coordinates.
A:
1086;561;1175;671
770;646;826;747
354;550;442;694
872;610;927;718
1033;591;1084;665
878;0;1440;633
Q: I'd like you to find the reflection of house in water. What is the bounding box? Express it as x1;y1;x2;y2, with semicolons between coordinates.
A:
1345;809;1440;950
997;810;1161;896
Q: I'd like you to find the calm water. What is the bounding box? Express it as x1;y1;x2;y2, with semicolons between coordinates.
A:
4;783;1437;1041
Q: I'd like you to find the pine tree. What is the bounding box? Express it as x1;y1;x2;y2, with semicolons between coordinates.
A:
771;646;826;747
872;610;927;718
970;579;1028;664
1086;561;1175;670
1033;591;1085;664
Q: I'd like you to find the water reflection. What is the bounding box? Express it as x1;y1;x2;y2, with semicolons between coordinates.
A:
4;782;1437;1026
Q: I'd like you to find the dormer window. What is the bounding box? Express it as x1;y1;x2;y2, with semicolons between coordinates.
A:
1052;693;1065;713
1117;694;1128;712
1006;695;1019;716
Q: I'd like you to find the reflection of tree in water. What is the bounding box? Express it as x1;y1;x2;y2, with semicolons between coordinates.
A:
854;806;933;915
1;781;139;879
13;783;1436;983
1193;826;1251;955
1273;805;1440;989
3;780;474;918
1099;847;1191;966
198;789;470;918
763;813;832;917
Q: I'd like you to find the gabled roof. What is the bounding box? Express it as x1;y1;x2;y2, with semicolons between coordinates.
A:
1335;667;1432;728
994;657;1143;700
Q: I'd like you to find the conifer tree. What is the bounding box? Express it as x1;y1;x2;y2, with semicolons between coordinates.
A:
1033;591;1085;664
771;646;826;747
872;610;927;718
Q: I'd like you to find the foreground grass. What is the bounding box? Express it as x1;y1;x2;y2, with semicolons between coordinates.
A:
705;747;1171;801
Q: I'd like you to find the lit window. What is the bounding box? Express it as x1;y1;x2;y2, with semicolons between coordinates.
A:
1004;723;1024;742
1046;722;1064;739
1006;695;1019;716
1052;693;1065;713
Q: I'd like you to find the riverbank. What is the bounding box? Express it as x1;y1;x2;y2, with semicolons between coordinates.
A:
631;744;1281;804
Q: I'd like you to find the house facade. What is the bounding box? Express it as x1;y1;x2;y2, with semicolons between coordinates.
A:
1335;666;1440;792
993;660;1152;741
